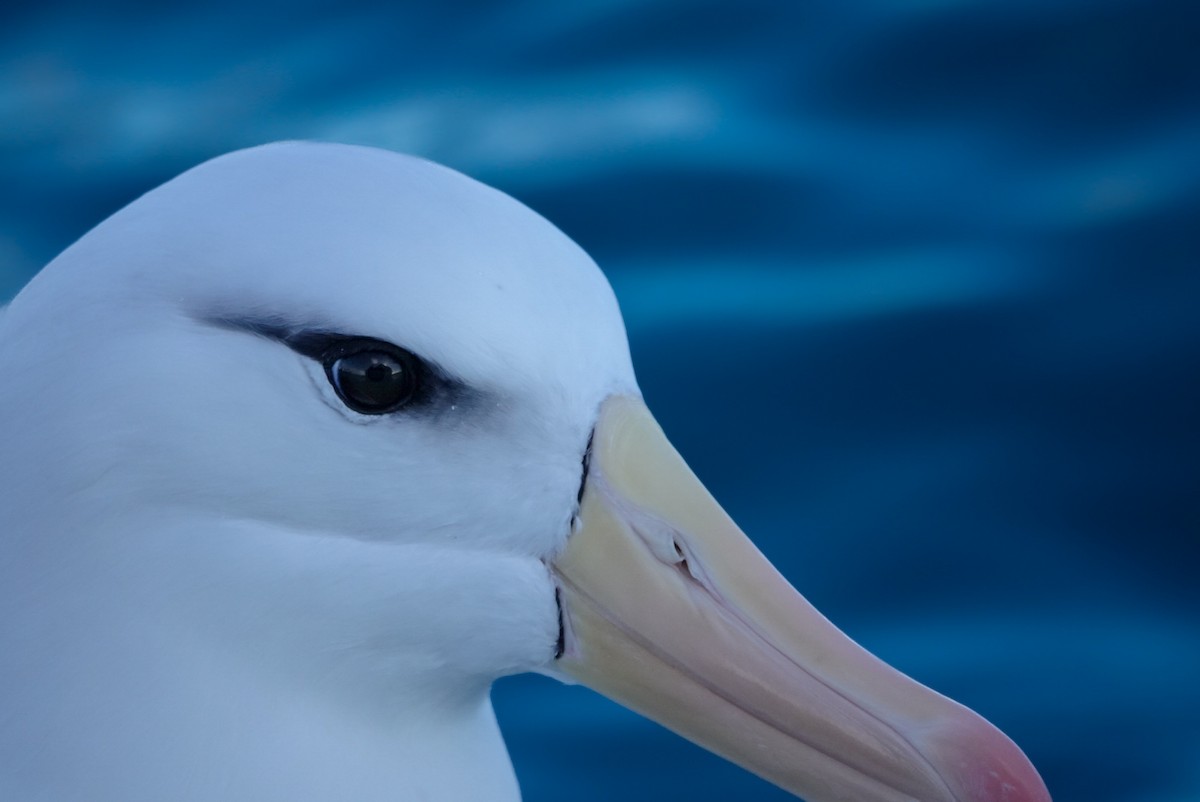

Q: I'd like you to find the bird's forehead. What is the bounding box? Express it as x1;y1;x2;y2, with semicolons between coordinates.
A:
103;142;635;396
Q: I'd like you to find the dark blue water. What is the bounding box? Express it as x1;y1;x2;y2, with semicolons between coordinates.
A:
3;2;1198;800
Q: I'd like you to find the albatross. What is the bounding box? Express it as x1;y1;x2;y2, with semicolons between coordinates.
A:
0;142;1050;802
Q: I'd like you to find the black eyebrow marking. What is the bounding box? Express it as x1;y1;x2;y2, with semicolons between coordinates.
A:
202;314;340;357
203;313;315;346
201;313;478;413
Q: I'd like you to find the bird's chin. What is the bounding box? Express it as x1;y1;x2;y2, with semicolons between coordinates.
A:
548;395;1050;802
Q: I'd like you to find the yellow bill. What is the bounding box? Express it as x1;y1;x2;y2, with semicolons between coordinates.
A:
550;396;1050;802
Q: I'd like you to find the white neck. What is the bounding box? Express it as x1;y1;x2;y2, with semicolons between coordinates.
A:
0;503;553;802
0;636;519;802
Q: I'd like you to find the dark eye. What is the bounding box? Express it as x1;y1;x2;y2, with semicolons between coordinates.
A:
322;340;419;414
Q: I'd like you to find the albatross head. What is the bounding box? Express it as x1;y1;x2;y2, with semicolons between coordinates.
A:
0;142;1050;802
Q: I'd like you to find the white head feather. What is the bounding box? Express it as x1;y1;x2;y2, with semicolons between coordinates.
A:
0;142;636;801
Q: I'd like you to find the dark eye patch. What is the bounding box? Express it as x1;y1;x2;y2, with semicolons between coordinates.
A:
201;314;472;416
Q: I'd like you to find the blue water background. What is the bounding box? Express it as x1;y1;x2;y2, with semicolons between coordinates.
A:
2;2;1198;800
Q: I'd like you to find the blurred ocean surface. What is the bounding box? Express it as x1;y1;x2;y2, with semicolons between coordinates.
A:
2;1;1198;800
